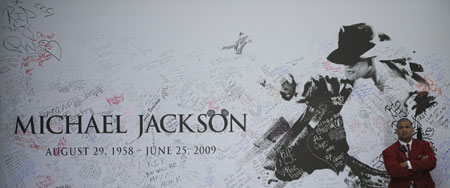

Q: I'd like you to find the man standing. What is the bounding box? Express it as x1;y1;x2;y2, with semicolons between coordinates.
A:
382;118;436;188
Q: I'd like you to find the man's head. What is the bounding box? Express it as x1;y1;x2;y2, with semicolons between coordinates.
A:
327;23;379;80
396;118;414;142
344;57;373;81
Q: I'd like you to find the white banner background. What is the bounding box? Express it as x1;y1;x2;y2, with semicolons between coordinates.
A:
1;0;450;187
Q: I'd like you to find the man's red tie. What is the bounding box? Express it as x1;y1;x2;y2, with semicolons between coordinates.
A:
407;144;416;188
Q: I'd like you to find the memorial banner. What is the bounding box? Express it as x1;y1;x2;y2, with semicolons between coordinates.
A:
1;0;450;187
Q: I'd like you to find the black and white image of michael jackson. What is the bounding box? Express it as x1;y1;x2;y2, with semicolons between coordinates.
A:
249;23;437;187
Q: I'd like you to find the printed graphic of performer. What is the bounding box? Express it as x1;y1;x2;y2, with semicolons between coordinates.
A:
382;118;436;188
251;23;437;187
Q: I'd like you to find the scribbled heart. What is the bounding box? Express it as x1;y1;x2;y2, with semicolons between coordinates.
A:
38;40;62;61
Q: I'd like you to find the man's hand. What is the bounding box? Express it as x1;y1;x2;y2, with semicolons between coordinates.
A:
418;155;429;160
280;74;297;101
399;161;409;168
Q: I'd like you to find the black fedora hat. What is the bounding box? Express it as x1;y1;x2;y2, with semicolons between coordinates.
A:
327;23;376;65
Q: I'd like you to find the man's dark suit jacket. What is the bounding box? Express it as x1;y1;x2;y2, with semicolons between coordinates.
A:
382;139;436;188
